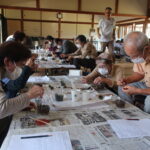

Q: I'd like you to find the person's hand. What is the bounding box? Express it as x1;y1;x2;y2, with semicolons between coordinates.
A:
81;77;88;83
27;85;44;99
93;77;106;85
23;102;36;111
26;58;38;71
26;58;34;67
60;54;65;58
60;54;68;58
29;102;36;109
31;53;38;59
23;102;37;111
117;78;128;86
122;85;140;95
67;56;73;61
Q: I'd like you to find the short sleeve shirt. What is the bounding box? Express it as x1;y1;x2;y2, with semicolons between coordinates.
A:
98;17;115;42
133;62;150;87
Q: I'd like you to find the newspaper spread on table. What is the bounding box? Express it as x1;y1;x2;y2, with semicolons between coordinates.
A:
37;60;75;69
2;76;150;150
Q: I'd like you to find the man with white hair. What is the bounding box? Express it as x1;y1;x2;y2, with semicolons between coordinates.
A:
117;31;150;113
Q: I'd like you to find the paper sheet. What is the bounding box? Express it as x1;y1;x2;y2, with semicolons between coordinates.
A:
59;64;76;68
103;95;112;101
108;119;150;138
27;76;50;83
69;69;82;76
7;131;72;150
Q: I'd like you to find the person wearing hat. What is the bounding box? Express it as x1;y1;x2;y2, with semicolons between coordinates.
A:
82;53;124;90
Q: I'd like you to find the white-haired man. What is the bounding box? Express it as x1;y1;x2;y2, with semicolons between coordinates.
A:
117;31;150;113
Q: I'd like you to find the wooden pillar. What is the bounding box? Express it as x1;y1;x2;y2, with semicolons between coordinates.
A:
1;8;4;16
91;14;94;28
118;25;120;39
131;24;133;31
115;0;119;14
21;9;24;32
147;0;150;17
78;0;81;11
124;26;127;36
90;14;95;42
36;0;40;8
143;0;150;34
143;18;148;33
58;12;61;38
40;11;42;36
58;19;61;38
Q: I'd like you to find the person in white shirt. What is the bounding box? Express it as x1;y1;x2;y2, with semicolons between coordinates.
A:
97;7;116;54
5;31;26;43
5;35;14;42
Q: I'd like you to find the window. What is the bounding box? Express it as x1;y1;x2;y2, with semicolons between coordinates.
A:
127;25;133;34
135;24;143;32
146;23;150;38
119;26;126;39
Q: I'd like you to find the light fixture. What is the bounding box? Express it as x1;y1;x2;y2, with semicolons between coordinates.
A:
56;12;63;19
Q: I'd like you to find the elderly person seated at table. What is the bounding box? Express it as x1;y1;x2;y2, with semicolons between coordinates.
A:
43;35;55;51
55;39;78;58
117;31;150;113
82;53;124;92
60;40;77;56
64;35;97;70
0;41;44;147
52;38;63;57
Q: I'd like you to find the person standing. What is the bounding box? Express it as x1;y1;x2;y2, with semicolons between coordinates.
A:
97;7;116;54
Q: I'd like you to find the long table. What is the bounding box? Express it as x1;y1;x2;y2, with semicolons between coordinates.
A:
32;49;76;75
36;60;76;76
1;76;150;150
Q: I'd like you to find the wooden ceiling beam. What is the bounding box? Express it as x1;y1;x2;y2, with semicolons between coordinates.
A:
0;5;147;18
6;18;94;25
116;18;143;23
